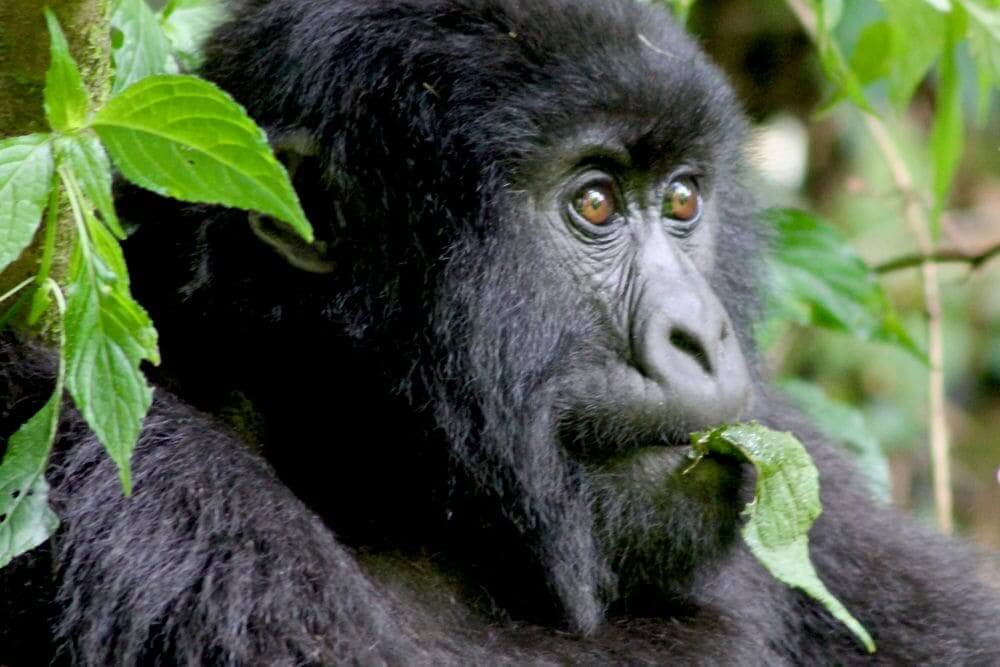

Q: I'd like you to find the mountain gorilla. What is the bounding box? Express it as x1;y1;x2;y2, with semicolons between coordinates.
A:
2;0;999;664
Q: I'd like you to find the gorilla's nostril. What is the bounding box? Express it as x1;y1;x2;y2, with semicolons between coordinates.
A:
669;328;713;375
720;320;729;341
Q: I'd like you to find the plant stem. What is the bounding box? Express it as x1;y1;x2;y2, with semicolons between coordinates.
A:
874;242;1000;273
784;0;953;533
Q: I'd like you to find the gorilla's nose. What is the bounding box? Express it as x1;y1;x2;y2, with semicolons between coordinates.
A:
635;286;751;429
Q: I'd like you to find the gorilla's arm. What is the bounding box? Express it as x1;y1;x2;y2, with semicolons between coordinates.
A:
48;393;420;665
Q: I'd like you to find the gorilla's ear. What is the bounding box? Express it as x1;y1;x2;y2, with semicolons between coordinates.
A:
249;129;336;274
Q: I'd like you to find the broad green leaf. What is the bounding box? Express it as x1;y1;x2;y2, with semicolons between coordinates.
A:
0;286;65;568
43;9;88;132
848;21;892;84
959;0;1000;88
59;135;125;239
883;0;948;107
765;209;923;359
92;75;312;241
0;135;55;273
0;393;62;568
929;27;964;233
161;0;226;69
64;191;158;494
778;380;889;502
111;0;174;94
689;423;875;653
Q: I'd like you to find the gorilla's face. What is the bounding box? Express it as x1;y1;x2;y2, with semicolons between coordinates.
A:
524;124;756;607
432;70;759;627
533;127;752;457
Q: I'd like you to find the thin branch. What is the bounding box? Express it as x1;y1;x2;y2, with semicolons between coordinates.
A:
875;242;1000;273
785;0;953;533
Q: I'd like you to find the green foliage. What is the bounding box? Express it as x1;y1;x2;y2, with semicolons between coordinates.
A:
0;136;55;272
762;208;922;358
880;0;948;107
62;174;158;494
111;0;174;94
43;9;89;132
690;423;875;653
161;0;226;70
0;9;309;566
60;135;124;238
93;76;311;239
0;281;64;569
111;0;224;91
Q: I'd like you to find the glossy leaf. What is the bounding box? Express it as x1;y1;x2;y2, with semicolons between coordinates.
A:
0;394;62;568
0;135;55;273
0;284;65;568
765;209;923;360
43;9;88;131
929;26;964;232
111;0;174;94
64;187;159;495
93;75;312;241
161;0;226;69
59;135;125;239
883;0;948;107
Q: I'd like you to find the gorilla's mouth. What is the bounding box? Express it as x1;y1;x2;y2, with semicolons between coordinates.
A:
555;361;737;466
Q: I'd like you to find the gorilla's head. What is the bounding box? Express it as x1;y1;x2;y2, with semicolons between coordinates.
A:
159;0;764;633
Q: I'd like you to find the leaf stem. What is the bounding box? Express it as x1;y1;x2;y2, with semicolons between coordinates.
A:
0;278;35;306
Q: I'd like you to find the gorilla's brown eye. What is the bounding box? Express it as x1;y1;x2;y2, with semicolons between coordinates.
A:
662;177;701;223
573;185;617;225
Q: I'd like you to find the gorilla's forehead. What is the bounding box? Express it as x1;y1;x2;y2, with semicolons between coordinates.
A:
441;0;744;169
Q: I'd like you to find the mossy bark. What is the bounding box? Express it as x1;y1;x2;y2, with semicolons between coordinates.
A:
0;0;112;305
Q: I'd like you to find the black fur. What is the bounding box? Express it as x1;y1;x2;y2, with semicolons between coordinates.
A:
2;0;998;664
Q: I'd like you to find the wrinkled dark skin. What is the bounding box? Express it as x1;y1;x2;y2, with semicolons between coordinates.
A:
2;0;998;664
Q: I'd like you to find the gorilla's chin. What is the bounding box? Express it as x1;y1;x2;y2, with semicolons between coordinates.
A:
584;442;748;610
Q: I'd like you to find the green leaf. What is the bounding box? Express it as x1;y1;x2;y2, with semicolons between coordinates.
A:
63;175;159;494
0;394;62;568
58;135;125;239
848;21;892;85
883;0;948;107
928;25;964;233
92;75;312;241
959;1;1000;88
111;0;174;94
689;423;875;653
0;283;65;568
778;380;890;502
813;3;873;113
0;134;55;273
160;0;226;70
820;0;844;32
765;208;924;359
43;9;89;132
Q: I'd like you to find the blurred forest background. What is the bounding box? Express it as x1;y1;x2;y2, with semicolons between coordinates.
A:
687;0;999;546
